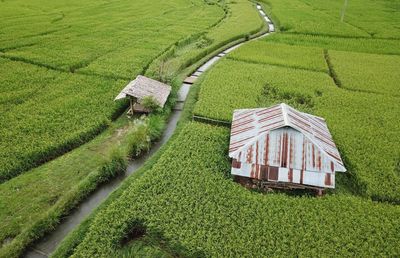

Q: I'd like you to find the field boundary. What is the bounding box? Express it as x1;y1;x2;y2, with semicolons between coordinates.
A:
323;49;342;88
227;56;328;74
193;115;231;127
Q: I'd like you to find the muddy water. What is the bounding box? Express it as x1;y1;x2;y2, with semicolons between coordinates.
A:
25;4;274;257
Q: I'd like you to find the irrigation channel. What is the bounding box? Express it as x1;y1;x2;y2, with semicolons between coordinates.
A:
25;4;275;257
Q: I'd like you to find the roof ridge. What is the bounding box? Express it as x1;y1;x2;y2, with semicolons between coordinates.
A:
281;103;290;126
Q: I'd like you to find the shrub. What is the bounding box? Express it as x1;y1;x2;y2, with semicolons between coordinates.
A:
98;149;127;182
140;96;161;112
127;118;151;158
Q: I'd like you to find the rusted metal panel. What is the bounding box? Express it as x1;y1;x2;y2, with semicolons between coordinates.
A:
232;127;342;173
231;165;335;188
229;103;345;189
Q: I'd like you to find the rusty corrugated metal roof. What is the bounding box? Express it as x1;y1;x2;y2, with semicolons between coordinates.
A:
229;103;346;172
115;75;171;108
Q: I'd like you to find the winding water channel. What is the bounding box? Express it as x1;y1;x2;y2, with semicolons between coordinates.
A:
25;4;274;257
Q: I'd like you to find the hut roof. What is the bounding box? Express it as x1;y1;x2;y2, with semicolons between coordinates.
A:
115;75;171;107
228;103;346;171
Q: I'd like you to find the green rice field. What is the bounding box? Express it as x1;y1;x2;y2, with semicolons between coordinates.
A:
0;0;223;182
1;0;399;256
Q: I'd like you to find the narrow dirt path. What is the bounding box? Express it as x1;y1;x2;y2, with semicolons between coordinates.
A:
25;4;275;257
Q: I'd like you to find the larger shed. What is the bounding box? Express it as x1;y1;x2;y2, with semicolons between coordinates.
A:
115;75;171;114
229;103;346;189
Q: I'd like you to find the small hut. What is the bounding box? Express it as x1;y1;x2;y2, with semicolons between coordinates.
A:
115;75;171;114
229;103;346;192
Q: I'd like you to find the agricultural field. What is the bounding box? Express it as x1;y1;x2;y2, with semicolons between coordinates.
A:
263;0;400;38
0;0;224;182
146;0;264;81
52;0;399;256
0;0;266;256
265;33;400;55
1;0;400;256
228;41;328;72
328;50;400;95
194;57;400;201
193;0;400;202
57;123;400;257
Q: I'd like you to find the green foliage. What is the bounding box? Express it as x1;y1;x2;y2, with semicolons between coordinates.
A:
0;58;124;183
261;0;368;37
127;116;166;158
66;123;400;257
0;0;222;76
98;149;127;182
140;96;161;112
147;115;166;140
298;0;400;39
127;119;152;158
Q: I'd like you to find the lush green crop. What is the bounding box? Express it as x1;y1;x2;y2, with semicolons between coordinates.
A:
328;50;400;96
194;59;333;121
228;41;328;72
0;0;269;255
299;0;400;39
262;0;400;38
0;105;172;258
50;0;400;256
0;0;222;77
146;0;265;81
194;56;400;202
0;59;126;182
0;116;133;258
264;33;400;55
0;0;225;181
67;122;400;257
261;0;368;37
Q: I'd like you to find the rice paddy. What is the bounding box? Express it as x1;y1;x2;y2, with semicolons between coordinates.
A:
1;0;399;256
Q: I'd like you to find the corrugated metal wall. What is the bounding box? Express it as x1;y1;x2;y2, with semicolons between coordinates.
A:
231;128;336;188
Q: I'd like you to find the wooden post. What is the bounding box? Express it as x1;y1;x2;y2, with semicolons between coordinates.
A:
340;0;348;22
316;189;324;197
129;97;134;115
